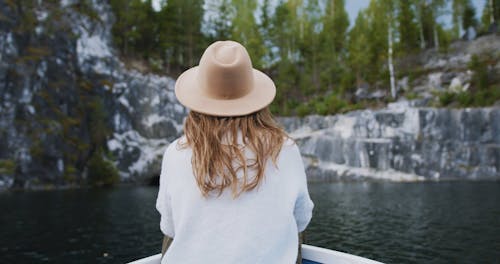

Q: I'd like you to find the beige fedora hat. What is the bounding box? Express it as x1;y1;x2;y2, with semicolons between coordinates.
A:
174;40;276;117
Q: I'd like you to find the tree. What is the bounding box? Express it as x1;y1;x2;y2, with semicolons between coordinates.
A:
268;0;301;114
413;0;445;49
318;0;349;92
348;10;370;87
480;0;500;31
397;0;419;54
87;97;110;151
413;0;427;49
364;0;389;82
161;0;205;68
259;0;274;65
231;0;265;68
206;0;233;41
87;149;120;187
452;0;468;38
462;0;478;31
430;0;447;49
382;0;397;98
321;0;349;54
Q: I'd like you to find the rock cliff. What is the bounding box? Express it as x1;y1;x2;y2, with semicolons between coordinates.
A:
280;102;500;181
0;1;498;189
0;0;185;189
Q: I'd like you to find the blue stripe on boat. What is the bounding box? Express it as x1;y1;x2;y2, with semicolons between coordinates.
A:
302;259;322;264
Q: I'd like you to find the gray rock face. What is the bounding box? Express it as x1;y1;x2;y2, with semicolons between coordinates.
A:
0;1;186;188
279;102;500;181
74;1;187;181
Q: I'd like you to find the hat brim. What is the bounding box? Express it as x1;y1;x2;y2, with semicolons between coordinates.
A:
174;66;276;117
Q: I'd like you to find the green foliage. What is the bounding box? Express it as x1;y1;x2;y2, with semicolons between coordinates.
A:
452;0;470;38
0;159;16;175
348;11;370;86
437;88;500;107
480;0;500;31
456;91;474;106
437;54;499;108
317;0;349;91
70;0;102;24
16;46;52;64
462;0;477;30
296;104;310;117
397;0;419;54
87;150;120;187
110;0;205;69
63;165;78;184
106;0;492;117
231;0;265;68
468;55;489;91
437;26;453;53
87;97;111;147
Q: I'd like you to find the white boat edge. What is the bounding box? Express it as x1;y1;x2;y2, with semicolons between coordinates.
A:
301;244;383;264
127;244;384;264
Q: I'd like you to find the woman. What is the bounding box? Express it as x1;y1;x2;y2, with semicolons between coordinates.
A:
156;40;314;264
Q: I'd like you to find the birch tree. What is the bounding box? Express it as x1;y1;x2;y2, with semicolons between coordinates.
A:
382;0;397;99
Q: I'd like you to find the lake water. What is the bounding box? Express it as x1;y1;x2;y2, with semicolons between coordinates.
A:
0;182;499;263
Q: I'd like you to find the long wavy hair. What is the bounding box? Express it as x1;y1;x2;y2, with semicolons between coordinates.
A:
179;107;289;198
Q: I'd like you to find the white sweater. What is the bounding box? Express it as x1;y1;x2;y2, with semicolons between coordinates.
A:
156;137;314;264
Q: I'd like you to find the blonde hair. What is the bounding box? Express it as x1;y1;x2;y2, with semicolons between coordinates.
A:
180;107;289;198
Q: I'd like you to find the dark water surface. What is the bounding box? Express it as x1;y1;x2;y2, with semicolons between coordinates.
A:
0;182;499;263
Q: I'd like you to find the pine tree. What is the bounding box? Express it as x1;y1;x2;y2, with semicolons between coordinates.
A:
260;0;274;65
318;0;349;92
269;0;300;114
413;0;427;49
492;0;500;23
462;0;478;31
452;0;468;38
231;0;265;68
481;0;494;31
300;0;322;94
348;10;370;88
206;0;233;41
397;0;419;54
364;0;388;82
480;0;500;31
161;0;205;68
430;0;447;49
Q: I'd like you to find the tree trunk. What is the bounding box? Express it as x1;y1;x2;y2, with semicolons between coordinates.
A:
388;23;396;99
490;0;495;23
433;24;439;50
418;13;426;49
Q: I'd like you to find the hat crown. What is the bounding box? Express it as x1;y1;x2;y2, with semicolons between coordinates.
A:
198;41;254;100
214;44;238;64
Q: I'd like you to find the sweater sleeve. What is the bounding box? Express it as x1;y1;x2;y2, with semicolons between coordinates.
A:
155;143;175;238
291;144;314;232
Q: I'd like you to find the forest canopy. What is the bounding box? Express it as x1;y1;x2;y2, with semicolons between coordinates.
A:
109;0;500;116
